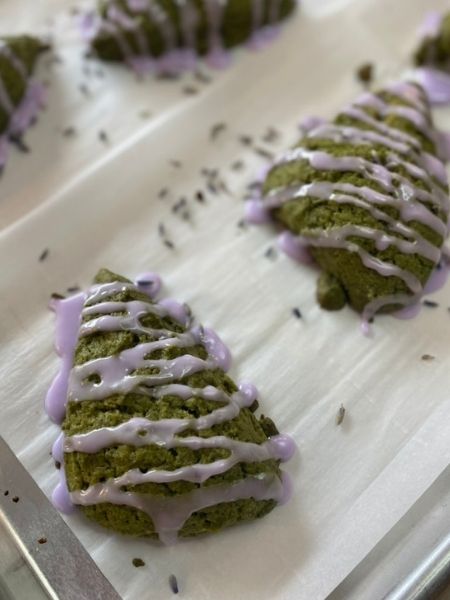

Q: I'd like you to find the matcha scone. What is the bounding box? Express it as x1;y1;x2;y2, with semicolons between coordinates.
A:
247;82;449;322
46;269;295;544
87;0;296;69
0;35;48;138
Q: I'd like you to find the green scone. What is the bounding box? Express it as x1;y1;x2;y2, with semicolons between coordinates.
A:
89;0;296;64
256;82;449;320
50;269;294;543
415;12;450;72
0;35;48;135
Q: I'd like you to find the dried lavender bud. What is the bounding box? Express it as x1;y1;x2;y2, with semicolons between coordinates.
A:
230;160;245;171
210;122;226;140
262;127;280;144
182;85;198;95
423;300;439;308
254;147;274;160
78;83;90;97
194;70;212;84
98;130;109;144
292;307;302;319
62;126;76;138
336;404;345;426
169;574;179;594
239;134;253;146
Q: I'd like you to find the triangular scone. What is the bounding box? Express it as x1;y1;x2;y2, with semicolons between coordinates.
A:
47;269;294;544
258;82;449;320
89;0;296;65
0;35;48;137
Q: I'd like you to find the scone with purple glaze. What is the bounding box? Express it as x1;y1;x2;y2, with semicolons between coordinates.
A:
87;0;296;69
46;269;294;543
248;82;449;322
0;35;48;138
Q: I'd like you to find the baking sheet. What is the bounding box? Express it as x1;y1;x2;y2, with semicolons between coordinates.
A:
1;1;450;599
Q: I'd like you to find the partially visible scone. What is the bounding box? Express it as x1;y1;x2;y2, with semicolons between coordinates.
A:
0;35;48;136
89;0;296;65
254;82;449;320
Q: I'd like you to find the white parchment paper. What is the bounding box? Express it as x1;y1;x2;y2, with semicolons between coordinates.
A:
0;1;449;599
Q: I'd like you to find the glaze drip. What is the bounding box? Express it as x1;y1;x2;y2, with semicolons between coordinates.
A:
72;472;289;545
46;273;295;543
248;82;449;320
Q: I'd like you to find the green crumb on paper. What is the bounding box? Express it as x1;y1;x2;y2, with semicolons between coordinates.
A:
317;272;347;311
132;558;145;567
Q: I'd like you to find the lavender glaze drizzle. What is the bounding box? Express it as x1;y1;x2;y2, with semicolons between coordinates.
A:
246;82;450;324
46;273;295;543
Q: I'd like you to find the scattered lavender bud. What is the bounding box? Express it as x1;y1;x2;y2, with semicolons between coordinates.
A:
336;404;345;426
169;574;179;594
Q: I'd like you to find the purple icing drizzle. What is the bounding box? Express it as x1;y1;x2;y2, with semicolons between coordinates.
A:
299;115;326;134
72;472;286;545
87;0;290;74
135;271;162;297
46;274;295;541
277;231;313;265
246;82;450;322
45;292;86;424
245;199;271;224
52;468;76;515
411;68;450;106
418;11;442;39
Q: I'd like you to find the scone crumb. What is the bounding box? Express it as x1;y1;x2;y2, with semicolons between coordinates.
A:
132;558;145;568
